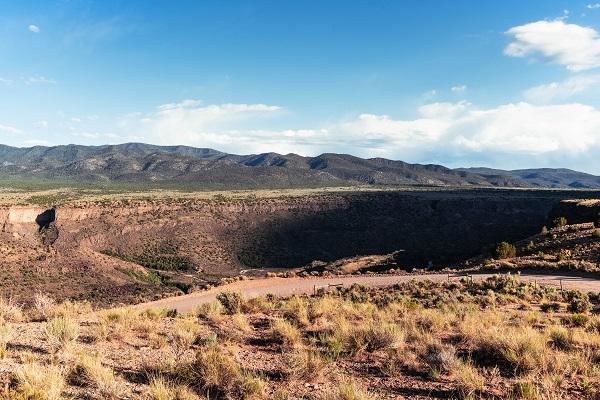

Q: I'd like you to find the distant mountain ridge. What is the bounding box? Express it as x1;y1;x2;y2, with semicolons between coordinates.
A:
0;143;598;189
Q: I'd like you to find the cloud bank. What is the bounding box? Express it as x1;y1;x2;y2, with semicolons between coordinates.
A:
110;99;600;172
505;20;600;71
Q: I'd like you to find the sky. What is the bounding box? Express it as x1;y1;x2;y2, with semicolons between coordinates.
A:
2;1;600;173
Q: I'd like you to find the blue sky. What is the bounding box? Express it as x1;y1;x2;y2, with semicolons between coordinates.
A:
2;1;600;172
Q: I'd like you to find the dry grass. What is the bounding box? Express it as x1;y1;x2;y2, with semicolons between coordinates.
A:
272;318;302;348
44;315;79;351
322;378;376;400
284;348;328;381
146;376;201;400
453;361;485;399
196;301;224;323
10;362;66;400
69;352;122;398
0;277;598;399
0;297;23;322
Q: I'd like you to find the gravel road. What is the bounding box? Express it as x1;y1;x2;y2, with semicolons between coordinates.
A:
135;271;600;313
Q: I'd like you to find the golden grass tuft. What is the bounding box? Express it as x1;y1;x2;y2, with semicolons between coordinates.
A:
44;315;80;351
284;348;328;381
69;352;122;398
272;318;302;348
13;362;66;400
322;378;376;400
453;361;485;399
146;376;201;400
0;297;23;322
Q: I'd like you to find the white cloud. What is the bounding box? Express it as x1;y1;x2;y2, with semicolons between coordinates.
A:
28;24;40;33
119;100;283;149
505;20;600;71
0;124;21;134
523;74;600;103
116;100;600;170
34;120;48;129
451;85;467;93
23;75;56;85
587;3;600;9
0;78;12;85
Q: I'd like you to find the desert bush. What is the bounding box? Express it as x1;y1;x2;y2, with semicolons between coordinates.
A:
196;301;224;322
540;302;561;313
567;294;592;314
322;378;376;400
348;322;403;354
419;340;457;374
232;313;252;332
172;320;201;357
13;362;66;400
511;380;538;400
0;298;23;322
272;319;302;347
494;242;517;260
281;296;310;327
317;331;346;361
474;326;547;375
284;349;328;381
69;353;122;398
453;361;484;399
186;344;263;399
547;326;575;350
541;226;549;235
33;293;56;321
44;316;79;351
553;217;568;228
146;376;201;400
216;291;245;315
567;313;590;327
0;322;13;358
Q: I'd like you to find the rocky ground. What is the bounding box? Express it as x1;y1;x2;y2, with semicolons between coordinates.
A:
0;275;599;399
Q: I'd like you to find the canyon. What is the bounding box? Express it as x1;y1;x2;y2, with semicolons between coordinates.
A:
1;188;599;305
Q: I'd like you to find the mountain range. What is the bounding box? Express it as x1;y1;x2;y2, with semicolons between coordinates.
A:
0;143;599;189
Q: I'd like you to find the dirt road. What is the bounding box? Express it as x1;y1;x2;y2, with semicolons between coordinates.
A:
136;271;600;313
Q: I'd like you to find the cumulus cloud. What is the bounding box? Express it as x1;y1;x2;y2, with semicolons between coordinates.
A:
523;74;600;103
587;3;600;9
505;20;600;71
119;100;284;149
451;85;467;93
22;75;56;85
28;24;40;33
115;99;600;171
0;124;21;134
34;120;48;129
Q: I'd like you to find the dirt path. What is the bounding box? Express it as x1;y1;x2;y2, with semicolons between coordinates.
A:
135;271;600;313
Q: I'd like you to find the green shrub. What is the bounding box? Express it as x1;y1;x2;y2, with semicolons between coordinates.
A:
553;217;567;228
567;295;591;314
539;302;561;313
216;291;245;315
493;242;516;260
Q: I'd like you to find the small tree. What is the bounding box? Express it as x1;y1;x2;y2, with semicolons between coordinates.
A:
553;217;567;228
494;242;517;260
